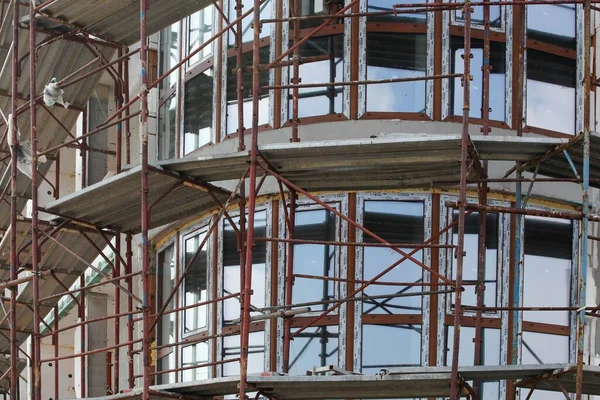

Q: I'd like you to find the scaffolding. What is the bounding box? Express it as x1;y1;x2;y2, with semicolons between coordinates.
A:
0;0;597;399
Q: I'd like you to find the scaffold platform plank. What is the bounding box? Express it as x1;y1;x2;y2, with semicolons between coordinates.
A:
35;0;212;45
45;135;567;234
76;364;600;400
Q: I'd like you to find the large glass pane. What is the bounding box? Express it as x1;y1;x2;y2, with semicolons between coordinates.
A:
362;324;421;373
362;201;424;315
527;4;575;48
158;93;177;160
181;342;209;382
188;6;214;66
456;1;502;27
519;332;569;400
228;0;272;45
287;36;344;119
523;217;572;325
526;50;575;134
226;48;270;135
446;327;501;400
289;326;339;375
183;230;209;334
160;23;180;90
521;331;569;364
451;212;499;310
293;208;336;310
158;244;176;347
184;69;214;155
451;38;506;121
223;332;265;376
366;33;426;113
223;211;267;322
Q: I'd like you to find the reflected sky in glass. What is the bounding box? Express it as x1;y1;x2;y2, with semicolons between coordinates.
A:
366;34;426;113
223;332;265;376
362;324;421;373
289;326;339;375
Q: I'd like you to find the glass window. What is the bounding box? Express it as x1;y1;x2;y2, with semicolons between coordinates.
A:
450;212;499;310
527;4;575;48
362;201;424;315
521;331;569;364
451;37;506;121
519;332;569;400
188;6;214;66
160;23;180;90
287;36;344;119
158;244;176;347
369;0;426;22
183;230;209;334
228;0;272;45
362;324;421;373
293;208;336;309
289;326;339;375
223;332;265;376
158;93;177;160
523;217;572;326
222;211;267;322
226;48;270;135
445;327;501;400
366;33;426;113
526;50;575;134
183;69;214;155
456;1;502;28
297;0;328;28
181;342;209;382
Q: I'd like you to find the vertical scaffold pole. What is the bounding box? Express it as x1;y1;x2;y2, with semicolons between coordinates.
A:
139;0;151;399
239;0;262;396
29;1;42;399
449;1;471;399
9;2;19;398
576;0;590;397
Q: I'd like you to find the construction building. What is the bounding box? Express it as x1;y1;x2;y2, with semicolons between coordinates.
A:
0;0;597;399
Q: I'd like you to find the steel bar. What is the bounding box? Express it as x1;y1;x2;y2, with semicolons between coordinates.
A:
239;0;264;395
126;234;134;389
282;187;296;372
9;2;18;396
576;0;591;397
79;275;86;397
40;338;143;364
258;289;455;312
40;271;141;302
449;4;471;398
146;358;240;378
130;293;241;324
445;201;587;221
293;273;458;286
263;73;462;90
256;237;457;248
139;0;151;396
42;310;141;338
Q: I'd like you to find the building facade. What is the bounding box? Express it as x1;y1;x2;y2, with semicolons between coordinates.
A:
0;0;598;400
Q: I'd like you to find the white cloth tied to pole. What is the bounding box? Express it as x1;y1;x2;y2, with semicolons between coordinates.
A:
43;77;70;109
